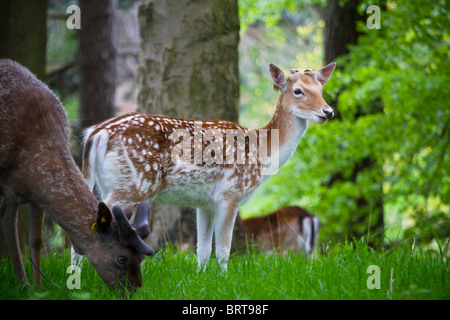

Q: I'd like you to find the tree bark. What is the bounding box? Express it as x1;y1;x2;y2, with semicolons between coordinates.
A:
0;0;47;258
78;0;117;128
324;0;362;65
137;0;245;253
137;0;239;122
72;0;118;168
0;0;47;80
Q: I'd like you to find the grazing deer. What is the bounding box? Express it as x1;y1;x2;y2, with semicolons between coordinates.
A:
0;59;154;292
240;206;319;255
81;62;335;269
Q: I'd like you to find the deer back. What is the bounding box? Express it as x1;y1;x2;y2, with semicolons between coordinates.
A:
0;59;69;199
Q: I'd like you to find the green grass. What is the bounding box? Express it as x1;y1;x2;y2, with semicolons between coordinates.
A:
0;241;448;300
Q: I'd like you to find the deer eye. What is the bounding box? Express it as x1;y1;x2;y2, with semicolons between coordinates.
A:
293;88;304;97
117;256;128;264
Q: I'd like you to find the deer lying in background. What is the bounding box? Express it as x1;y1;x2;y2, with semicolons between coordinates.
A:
80;62;335;270
0;59;154;292
240;206;319;256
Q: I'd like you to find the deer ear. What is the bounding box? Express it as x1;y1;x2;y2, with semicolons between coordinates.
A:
316;62;336;85
92;202;112;233
269;63;287;92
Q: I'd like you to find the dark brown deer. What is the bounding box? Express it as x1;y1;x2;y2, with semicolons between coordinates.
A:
0;59;154;292
240;206;319;255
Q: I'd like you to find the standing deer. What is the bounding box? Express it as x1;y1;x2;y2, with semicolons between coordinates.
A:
80;62;335;270
0;59;154;292
240;206;319;256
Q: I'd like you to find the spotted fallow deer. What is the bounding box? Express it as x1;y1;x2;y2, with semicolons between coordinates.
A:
240;206;319;256
80;62;336;269
0;59;154;292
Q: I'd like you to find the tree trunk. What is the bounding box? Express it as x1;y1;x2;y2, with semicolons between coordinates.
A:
79;0;117;127
137;0;245;253
323;0;362;119
137;0;239;122
324;0;384;248
74;0;118;166
0;0;47;258
324;0;362;66
0;0;47;80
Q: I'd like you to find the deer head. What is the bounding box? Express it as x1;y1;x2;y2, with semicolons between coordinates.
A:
81;202;154;292
269;62;336;123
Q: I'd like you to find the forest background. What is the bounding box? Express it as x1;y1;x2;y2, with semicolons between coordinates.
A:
0;0;448;258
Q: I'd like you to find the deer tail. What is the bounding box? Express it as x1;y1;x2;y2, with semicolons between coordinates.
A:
82;127;99;191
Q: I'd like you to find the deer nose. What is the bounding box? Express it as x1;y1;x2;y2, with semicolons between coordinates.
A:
323;108;334;119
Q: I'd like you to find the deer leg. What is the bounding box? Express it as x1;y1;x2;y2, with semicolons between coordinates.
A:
1;198;27;283
70;246;84;266
214;201;239;271
196;208;214;270
29;203;44;286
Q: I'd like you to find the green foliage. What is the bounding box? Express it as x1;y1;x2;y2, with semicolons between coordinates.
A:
239;0;297;31
46;0;78;70
62;95;79;121
239;0;449;249
239;0;326;31
239;2;325;129
328;0;449;245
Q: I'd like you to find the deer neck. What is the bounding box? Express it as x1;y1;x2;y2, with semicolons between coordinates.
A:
260;94;308;170
30;149;98;255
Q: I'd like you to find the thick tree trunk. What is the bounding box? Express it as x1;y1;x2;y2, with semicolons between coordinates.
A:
138;0;245;253
72;0;118;168
324;0;362;66
137;0;239;122
0;0;47;258
78;0;117;128
0;0;47;80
